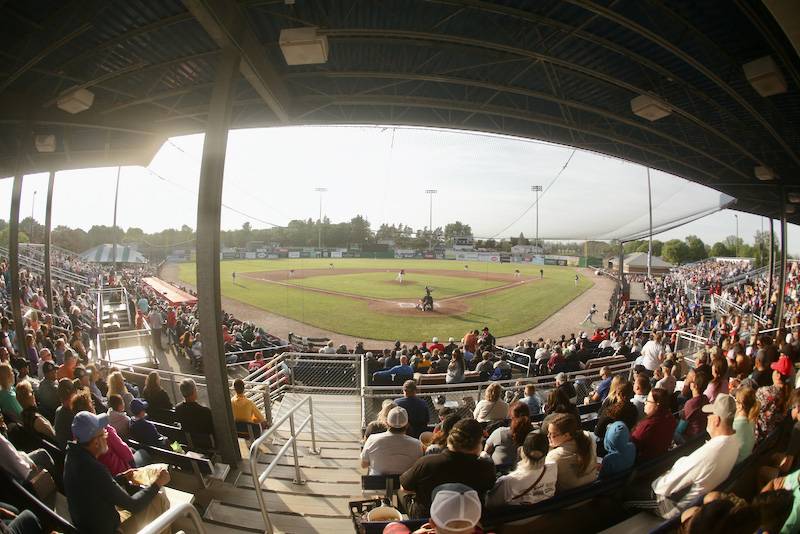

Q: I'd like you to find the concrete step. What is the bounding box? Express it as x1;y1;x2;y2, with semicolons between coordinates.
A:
208;485;352;516
235;476;362;497
252;452;361;470
238;464;362;484
204;499;353;533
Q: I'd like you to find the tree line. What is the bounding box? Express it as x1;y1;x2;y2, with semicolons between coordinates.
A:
0;216;776;266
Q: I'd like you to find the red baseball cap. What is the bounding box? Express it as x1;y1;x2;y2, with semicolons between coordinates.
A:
770;354;793;377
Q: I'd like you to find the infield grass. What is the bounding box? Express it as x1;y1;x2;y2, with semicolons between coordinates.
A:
178;259;593;340
283;271;507;299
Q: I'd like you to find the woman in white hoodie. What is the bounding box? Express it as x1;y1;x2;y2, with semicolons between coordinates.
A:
486;431;557;508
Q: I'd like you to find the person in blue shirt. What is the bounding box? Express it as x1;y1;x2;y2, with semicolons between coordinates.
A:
373;355;414;382
520;384;542;415
64;411;170;534
394;380;430;438
129;399;168;447
598;421;636;479
588;366;613;403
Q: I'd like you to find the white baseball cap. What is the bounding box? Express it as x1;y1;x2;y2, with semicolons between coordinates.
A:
386;407;409;429
430;483;482;532
432;337;439;343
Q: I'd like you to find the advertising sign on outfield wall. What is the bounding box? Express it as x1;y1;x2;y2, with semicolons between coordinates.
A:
455;252;479;261
331;251;343;258
245;252;256;259
288;251;300;258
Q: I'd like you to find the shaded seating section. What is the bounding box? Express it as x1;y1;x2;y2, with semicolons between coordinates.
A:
645;423;789;534
0;469;78;534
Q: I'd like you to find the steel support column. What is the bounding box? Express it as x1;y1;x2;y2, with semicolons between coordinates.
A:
195;47;241;464
44;171;55;312
9;175;26;356
767;217;774;308
776;212;788;328
618;242;624;283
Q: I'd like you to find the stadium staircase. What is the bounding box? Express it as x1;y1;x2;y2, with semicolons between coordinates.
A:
199;393;363;533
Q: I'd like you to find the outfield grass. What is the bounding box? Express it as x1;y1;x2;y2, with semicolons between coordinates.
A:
284;271;507;299
178;259;593;340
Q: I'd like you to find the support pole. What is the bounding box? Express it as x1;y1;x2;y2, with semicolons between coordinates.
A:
44;171;55;312
776;211;788;328
112;166;121;272
618;242;624;285
647;168;653;278
9;175;26;356
195;47;241;464
767;217;774;307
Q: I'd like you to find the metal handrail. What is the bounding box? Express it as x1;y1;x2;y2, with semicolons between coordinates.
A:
249;395;319;534
495;346;532;376
364;360;632;394
711;293;769;325
136;502;207;534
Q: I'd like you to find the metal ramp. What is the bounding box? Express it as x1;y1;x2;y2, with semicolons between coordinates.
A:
201;394;364;533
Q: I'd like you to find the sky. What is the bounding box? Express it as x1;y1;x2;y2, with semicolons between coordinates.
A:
0;125;797;253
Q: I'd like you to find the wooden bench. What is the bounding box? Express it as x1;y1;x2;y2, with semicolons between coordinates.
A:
585;355;629;370
413;370;482;385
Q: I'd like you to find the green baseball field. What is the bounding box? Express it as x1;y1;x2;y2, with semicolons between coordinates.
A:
177;259;592;340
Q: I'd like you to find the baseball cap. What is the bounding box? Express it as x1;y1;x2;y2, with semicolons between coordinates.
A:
448;337;454;343
386;407;409;429
430;483;482;532
72;411;109;444
432;337;439;343
701;393;736;420
770;354;793;377
130;398;148;414
42;361;57;374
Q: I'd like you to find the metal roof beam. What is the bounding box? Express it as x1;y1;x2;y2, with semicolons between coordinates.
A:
182;0;290;123
324;29;769;171
426;0;755;142
58;14;195;72
563;0;800;167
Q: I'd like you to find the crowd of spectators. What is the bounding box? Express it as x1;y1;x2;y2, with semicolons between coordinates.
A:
354;259;800;532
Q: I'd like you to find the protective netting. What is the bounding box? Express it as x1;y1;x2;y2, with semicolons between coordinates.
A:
0;125;735;243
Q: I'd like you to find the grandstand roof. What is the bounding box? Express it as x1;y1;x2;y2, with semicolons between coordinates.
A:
1;1;799;224
79;243;147;264
622;252;673;269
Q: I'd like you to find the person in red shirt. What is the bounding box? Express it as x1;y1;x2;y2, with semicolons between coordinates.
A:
165;307;177;346
631;388;677;461
428;337;445;353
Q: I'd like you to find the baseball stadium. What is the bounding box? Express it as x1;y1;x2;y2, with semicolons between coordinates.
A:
1;2;800;534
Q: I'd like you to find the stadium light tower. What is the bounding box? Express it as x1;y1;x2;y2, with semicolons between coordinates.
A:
531;185;542;249
315;187;327;253
734;213;739;257
425;189;438;250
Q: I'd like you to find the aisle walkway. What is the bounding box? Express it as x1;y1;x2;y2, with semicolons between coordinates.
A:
199;393;362;533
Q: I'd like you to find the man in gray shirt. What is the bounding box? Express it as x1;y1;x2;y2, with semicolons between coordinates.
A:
361;407;422;475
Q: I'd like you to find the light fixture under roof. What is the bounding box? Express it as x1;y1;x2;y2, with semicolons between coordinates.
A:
743;56;787;97
788;193;800;204
785;205;796;214
279;27;328;65
754;165;776;181
630;95;671;121
56;87;94;114
34;134;56;153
